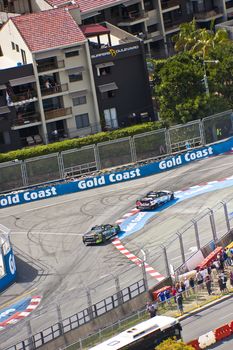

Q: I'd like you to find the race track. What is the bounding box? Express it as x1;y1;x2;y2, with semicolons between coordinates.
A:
1;153;233;348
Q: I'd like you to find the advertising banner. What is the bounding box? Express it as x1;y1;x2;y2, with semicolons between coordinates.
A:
0;138;233;209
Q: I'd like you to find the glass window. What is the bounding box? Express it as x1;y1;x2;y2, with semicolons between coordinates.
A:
104;108;118;129
69;72;83;82
72;95;87;106
11;42;15;50
16;44;19;52
65;50;79;58
75;113;90;128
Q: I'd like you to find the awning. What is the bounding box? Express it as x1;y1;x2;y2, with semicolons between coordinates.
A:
123;0;141;7
96;62;114;69
0;84;6;90
66;66;85;73
0;106;10;115
9;75;36;86
70;89;87;98
98;82;118;93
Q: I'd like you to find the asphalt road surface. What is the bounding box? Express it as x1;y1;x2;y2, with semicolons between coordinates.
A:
1;153;233;348
182;296;233;349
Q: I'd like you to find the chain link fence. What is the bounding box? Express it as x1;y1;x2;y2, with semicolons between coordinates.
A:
1;110;233;193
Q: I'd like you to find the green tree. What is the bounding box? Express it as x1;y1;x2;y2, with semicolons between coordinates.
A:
156;338;194;350
173;20;229;59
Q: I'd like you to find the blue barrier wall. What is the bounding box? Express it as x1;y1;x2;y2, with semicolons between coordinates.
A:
1;138;233;210
0;248;16;292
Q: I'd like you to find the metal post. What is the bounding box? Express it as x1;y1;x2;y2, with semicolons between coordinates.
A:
209;209;218;244
56;303;63;335
86;288;94;320
58;153;64;179
94;144;101;170
199;119;206;146
221;201;231;232
114;275;123;305
130;136;137;163
192;219;201;251
177;232;185;264
161;245;170;277
21;161;28;187
165;128;172;154
141;259;149;292
26;320;35;350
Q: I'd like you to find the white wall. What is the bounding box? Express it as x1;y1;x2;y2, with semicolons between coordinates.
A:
0;20;32;67
31;0;52;12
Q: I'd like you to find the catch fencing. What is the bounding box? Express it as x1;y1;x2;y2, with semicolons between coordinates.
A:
4;192;233;350
0;110;232;193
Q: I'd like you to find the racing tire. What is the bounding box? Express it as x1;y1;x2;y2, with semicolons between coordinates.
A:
170;193;174;200
102;235;106;243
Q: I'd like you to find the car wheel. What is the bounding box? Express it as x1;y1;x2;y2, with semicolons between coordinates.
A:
102;235;106;243
170;193;174;200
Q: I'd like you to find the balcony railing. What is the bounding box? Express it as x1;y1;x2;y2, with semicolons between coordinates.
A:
161;0;181;10
41;83;68;97
226;1;233;10
194;9;222;20
11;112;41;128
37;60;65;73
118;10;148;25
8;90;37;105
44;107;72;120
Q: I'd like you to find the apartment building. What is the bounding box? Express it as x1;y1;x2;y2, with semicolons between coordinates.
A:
0;7;101;149
1;1;232;57
0;6;154;151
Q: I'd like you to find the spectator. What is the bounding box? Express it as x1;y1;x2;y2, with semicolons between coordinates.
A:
205;275;212;295
176;292;184;315
220;271;229;293
171;285;177;303
196;269;204;289
218;275;224;294
164;289;171;305
226;248;232;266
230;270;233;287
184;277;190;297
189;276;195;292
146;302;157;318
158;291;166;306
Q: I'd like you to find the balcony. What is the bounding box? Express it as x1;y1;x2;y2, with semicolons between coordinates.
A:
226;0;233;10
161;0;181;12
11;112;41;130
144;31;162;42
41;83;68;97
164;21;182;33
44;107;72;121
37;60;65;73
117;10;148;26
194;9;223;22
8;90;37;107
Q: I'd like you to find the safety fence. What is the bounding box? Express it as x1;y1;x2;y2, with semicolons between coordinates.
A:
0;110;232;193
4;191;233;350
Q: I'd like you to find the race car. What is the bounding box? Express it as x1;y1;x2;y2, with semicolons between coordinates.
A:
82;224;121;245
136;190;174;210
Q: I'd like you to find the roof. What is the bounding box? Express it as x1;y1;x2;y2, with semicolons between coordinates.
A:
45;0;122;13
11;8;86;52
81;24;110;37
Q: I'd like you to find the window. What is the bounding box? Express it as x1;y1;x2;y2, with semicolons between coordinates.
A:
75;113;89;128
65;50;79;58
11;42;15;50
69;72;83;82
0;46;2;56
104;108;118;129
99;66;111;76
21;49;27;64
107;90;116;98
15;44;19;52
72;95;87;106
0;131;10;145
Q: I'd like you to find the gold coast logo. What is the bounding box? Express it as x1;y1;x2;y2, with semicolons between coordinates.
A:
109;48;117;57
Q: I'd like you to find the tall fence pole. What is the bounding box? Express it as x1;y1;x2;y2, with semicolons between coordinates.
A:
114;275;123;305
86;288;94;320
209;209;218;244
161;245;170;277
26;319;35;350
221;201;231;232
177;232;185;264
192;219;201;251
199;119;206;145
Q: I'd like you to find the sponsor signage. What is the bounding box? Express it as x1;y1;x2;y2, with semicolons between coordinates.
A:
91;45;140;59
0;138;233;209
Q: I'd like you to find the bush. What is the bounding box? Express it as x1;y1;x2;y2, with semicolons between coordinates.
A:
156;338;195;350
0;121;165;163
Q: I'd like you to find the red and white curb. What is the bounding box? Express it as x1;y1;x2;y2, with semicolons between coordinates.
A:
115;208;140;224
112;238;165;282
0;296;42;330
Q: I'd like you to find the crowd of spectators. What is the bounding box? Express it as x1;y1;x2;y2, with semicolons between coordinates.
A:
147;246;233;317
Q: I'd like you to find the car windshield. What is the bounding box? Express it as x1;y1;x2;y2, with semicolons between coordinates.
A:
91;226;103;232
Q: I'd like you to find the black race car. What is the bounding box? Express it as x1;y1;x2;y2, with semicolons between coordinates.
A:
82;224;120;245
136;190;174;210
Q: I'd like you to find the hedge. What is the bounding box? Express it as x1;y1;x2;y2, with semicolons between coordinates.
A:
0;121;166;163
